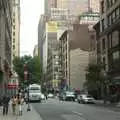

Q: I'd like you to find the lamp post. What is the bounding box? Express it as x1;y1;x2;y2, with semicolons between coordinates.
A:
24;63;31;111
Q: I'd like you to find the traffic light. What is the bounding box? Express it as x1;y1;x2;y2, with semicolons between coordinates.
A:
24;64;28;81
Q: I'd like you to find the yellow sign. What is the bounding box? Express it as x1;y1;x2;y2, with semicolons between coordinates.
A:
46;21;58;32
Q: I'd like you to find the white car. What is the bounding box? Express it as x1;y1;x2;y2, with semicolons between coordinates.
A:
41;93;45;100
48;93;54;98
77;94;95;104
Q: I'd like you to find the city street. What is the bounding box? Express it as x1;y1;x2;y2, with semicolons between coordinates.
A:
32;98;120;120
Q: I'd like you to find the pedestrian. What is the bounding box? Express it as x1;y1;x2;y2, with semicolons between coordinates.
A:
18;95;24;116
2;95;10;116
11;95;17;115
45;92;48;100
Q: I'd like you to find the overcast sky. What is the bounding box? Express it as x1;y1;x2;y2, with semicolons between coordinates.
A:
20;0;44;56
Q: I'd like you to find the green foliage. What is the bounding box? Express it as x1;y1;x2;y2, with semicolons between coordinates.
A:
85;63;104;91
13;55;41;86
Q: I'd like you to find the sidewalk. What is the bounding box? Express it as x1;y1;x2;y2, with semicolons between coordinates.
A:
0;103;43;120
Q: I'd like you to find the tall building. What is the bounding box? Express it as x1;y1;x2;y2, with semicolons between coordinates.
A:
59;30;70;89
59;24;90;90
90;0;100;12
12;0;20;62
0;0;13;95
7;0;21;95
33;45;38;57
94;0;120;95
57;0;89;16
45;0;100;15
44;0;57;17
38;15;46;85
79;12;100;64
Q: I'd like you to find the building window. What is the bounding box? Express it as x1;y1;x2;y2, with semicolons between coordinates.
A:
13;25;15;29
13;18;15;23
101;19;105;31
113;51;119;60
108;14;111;26
112;31;119;47
108;34;112;48
102;38;105;50
101;1;104;14
13;32;15;36
111;11;116;23
13;45;15;49
13;39;15;43
13;12;15;16
107;0;118;8
115;7;120;20
103;57;106;70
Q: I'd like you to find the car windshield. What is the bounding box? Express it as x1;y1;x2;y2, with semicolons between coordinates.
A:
87;95;93;98
66;91;74;95
29;87;40;90
29;90;40;93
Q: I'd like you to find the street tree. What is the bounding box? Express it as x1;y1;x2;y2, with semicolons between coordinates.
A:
13;55;41;86
85;63;105;98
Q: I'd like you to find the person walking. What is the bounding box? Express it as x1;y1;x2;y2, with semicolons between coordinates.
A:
2;95;10;116
18;95;24;116
11;95;17;115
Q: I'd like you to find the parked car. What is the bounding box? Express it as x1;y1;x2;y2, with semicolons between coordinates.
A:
48;93;54;98
41;93;45;100
77;94;95;104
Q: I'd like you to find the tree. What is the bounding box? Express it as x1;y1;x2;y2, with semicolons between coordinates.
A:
85;63;105;98
13;55;41;86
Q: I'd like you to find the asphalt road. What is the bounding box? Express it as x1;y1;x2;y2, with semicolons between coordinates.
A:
32;98;120;120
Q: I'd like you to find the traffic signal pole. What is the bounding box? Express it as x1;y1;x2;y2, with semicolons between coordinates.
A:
24;64;31;111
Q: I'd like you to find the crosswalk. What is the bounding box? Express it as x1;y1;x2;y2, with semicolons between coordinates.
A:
41;98;77;105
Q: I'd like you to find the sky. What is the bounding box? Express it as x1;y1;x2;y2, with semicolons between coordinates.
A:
20;0;44;56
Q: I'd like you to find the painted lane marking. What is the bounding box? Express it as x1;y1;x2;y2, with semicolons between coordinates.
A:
72;111;83;116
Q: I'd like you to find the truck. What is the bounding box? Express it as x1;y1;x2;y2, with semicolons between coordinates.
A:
28;84;41;102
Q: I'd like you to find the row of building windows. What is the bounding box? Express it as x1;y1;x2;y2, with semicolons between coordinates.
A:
101;0;118;14
101;6;120;32
80;15;99;21
108;30;119;48
101;30;119;52
107;0;118;9
108;6;120;26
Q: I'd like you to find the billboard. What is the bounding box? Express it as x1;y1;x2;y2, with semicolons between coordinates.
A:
46;21;58;32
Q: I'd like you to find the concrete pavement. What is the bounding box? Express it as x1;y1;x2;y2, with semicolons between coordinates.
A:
0;103;43;120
